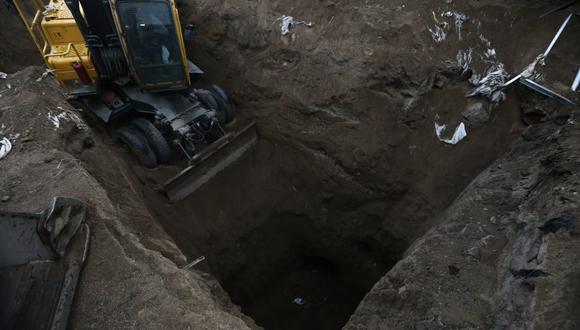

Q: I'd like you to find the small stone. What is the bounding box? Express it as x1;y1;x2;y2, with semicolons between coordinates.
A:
82;137;95;149
466;246;481;260
434;73;449;89
1;195;11;202
44;155;56;163
448;265;460;276
463;102;490;125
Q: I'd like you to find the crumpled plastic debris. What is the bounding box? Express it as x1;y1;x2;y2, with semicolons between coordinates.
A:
277;15;314;36
520;53;545;81
538;214;576;234
466;63;509;105
36;69;54;82
479;34;491;47
443;11;469;40
292;297;306;306
484;48;496;59
428;25;447;43
0;72;7;79
0;137;12;160
43;4;59;15
434;122;467;145
47;109;88;130
455;49;473;74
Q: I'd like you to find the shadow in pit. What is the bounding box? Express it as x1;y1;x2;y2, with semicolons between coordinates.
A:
211;213;401;330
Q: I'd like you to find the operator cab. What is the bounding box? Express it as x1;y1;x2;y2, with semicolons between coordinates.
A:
115;0;189;90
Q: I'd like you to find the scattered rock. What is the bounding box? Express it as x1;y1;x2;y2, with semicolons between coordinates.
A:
462;102;490;125
465;246;481;260
510;269;549;279
82;136;95;149
448;265;460;276
433;73;450;89
538;215;576;234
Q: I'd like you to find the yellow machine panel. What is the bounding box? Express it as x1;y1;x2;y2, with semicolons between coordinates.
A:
13;0;97;93
42;19;84;44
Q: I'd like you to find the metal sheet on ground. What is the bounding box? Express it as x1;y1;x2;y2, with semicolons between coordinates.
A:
0;197;89;330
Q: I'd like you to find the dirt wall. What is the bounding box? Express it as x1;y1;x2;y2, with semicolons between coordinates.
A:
346;119;580;329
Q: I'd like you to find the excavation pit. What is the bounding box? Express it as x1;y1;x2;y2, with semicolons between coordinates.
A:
144;140;408;330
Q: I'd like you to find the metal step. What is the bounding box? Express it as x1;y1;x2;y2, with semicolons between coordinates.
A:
163;122;258;201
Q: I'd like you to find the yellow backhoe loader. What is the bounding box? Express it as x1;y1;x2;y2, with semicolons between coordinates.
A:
11;0;257;200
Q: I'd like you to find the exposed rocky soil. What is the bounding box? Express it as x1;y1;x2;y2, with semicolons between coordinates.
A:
1;0;579;329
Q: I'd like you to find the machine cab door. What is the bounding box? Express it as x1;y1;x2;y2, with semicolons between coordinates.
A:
111;0;190;91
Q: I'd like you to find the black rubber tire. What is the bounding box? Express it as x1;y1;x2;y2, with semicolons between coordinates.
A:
129;118;172;164
208;84;236;124
195;89;226;125
116;127;158;168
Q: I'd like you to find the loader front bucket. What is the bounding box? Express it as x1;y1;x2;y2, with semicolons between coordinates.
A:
163;122;258;201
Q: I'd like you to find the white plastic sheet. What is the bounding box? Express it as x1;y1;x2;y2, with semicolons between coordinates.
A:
428;25;447;43
467;63;509;105
0;137;12;160
443;11;468;40
277;15;314;36
47;110;88;130
434;122;467;145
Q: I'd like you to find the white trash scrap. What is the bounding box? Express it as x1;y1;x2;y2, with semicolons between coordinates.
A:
455;49;473;74
434;122;467;145
47;109;88;130
0;138;12;160
467;63;510;105
292;297;306;306
36;69;53;82
277;15;314;36
479;34;491;47
443;11;469;40
484;48;496;59
428;25;447;43
182;256;206;270
0;72;7;79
